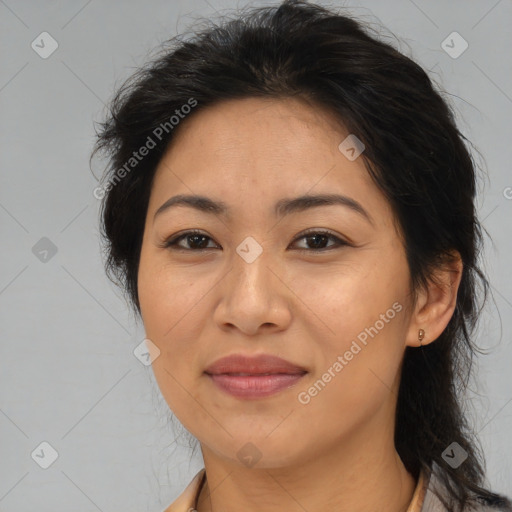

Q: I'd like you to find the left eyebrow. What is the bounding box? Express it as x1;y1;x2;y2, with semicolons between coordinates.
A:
153;193;374;227
275;193;374;226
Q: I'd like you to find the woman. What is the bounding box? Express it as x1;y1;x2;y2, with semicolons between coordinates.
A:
91;1;512;511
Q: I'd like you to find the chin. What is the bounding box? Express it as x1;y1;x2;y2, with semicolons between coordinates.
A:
201;429;312;470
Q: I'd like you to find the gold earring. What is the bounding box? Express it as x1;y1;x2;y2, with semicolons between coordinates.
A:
418;328;425;346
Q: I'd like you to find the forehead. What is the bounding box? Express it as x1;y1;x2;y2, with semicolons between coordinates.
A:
149;97;392;226
161;96;349;172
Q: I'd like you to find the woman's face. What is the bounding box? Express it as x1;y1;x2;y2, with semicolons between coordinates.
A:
137;97;419;468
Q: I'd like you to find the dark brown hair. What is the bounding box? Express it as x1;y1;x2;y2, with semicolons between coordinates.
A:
91;1;511;510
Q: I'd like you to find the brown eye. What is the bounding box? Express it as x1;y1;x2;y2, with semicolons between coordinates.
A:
164;230;219;251
162;229;350;252
290;230;349;251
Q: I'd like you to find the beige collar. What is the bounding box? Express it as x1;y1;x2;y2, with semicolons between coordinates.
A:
164;467;428;512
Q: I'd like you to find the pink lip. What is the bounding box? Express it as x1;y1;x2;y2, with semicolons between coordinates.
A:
207;373;305;399
205;353;307;375
204;354;307;399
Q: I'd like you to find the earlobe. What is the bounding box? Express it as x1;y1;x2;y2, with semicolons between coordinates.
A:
418;328;425;347
405;250;463;348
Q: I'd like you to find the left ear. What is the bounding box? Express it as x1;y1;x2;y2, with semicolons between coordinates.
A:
405;250;463;348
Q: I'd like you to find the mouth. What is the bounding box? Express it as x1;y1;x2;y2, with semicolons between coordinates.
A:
213;372;299;376
204;353;308;400
204;353;307;374
205;372;307;399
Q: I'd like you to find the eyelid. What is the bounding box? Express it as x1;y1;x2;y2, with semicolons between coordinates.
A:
161;229;219;250
289;228;351;249
161;228;351;251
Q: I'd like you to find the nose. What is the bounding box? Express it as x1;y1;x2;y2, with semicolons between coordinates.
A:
212;247;293;337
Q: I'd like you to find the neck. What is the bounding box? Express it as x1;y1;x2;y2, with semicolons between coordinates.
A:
195;420;417;512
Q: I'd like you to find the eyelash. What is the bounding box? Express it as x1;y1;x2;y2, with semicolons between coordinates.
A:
162;229;350;253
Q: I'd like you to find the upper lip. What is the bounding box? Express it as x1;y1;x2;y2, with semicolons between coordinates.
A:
204;354;307;375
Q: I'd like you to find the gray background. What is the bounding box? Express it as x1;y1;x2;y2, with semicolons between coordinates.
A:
1;0;511;510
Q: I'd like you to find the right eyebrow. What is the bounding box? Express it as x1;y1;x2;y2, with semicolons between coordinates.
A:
153;193;374;227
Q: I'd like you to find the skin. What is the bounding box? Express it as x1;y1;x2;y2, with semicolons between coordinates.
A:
137;96;463;512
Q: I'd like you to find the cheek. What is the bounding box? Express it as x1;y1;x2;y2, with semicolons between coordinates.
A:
139;275;207;366
289;254;406;343
290;256;408;404
293;301;406;440
137;251;232;412
138;246;204;338
138;237;411;447
137;251;202;385
138;267;211;431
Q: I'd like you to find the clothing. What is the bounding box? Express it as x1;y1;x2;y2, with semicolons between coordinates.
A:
162;466;506;512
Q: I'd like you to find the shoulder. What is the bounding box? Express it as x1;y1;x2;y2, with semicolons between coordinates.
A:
421;467;512;512
162;468;206;512
469;495;512;512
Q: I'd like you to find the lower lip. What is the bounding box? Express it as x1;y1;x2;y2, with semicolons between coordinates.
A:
206;373;306;399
